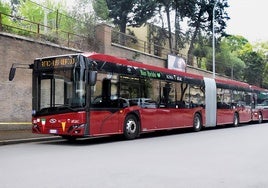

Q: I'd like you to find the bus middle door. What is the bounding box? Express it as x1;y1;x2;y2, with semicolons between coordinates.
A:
156;83;176;129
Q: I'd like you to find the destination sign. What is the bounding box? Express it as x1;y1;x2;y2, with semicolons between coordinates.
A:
38;57;76;69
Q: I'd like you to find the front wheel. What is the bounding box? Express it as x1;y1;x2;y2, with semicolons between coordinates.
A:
123;114;140;140
193;113;202;132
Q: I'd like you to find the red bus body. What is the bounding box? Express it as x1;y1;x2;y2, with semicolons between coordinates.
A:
28;52;264;140
33;112;86;136
32;105;204;137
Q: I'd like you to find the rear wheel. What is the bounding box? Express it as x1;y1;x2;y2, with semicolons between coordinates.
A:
258;112;263;124
123;114;140;140
193;113;202;132
233;113;239;127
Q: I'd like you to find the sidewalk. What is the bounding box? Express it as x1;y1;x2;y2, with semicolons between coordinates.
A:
0;128;59;145
0;129;47;140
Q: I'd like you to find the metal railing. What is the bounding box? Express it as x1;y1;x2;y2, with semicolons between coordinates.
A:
0;12;89;50
0;11;188;61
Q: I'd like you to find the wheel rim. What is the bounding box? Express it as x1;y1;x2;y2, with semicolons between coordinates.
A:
126;119;137;135
259;113;263;123
234;114;238;126
194;115;201;129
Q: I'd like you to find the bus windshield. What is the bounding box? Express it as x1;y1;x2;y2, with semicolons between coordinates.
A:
34;64;86;115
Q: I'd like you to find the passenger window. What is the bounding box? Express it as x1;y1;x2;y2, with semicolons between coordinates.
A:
189;85;205;108
160;82;176;108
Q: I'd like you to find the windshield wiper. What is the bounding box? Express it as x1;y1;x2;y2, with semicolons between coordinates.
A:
56;105;76;112
35;105;81;116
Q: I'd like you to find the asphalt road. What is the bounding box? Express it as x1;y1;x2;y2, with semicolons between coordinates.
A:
1;123;268;188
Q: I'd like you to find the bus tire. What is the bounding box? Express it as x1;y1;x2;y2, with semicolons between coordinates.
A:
193;113;202;132
123;114;140;140
233;113;239;127
258;112;263;124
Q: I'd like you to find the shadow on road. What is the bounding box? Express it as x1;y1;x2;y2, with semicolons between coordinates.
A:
36;122;264;146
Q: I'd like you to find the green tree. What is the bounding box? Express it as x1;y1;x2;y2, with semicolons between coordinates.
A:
105;0;156;33
0;0;12;30
192;34;209;68
195;35;246;80
186;0;229;66
17;0;84;42
223;35;249;53
155;0;173;53
69;0;100;50
17;0;68;36
0;1;11;14
150;0;195;54
218;36;247;80
18;0;71;30
254;41;268;88
93;0;109;20
173;0;195;52
262;63;268;88
254;41;268;55
240;51;265;86
218;40;245;79
71;0;94;21
19;0;43;23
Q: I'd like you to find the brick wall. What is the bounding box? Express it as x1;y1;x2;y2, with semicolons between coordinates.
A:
95;24;218;77
95;24;166;68
0;32;80;123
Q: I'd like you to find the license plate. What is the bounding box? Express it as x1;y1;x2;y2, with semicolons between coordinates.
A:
49;129;58;134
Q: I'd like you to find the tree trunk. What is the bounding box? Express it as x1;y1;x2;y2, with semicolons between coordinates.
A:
119;17;127;45
187;11;202;66
165;6;173;54
187;28;198;66
174;9;181;52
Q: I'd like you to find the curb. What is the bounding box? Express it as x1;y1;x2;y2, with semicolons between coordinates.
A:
0;136;61;146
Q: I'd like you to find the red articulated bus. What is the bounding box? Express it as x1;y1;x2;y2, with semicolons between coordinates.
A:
9;52;265;140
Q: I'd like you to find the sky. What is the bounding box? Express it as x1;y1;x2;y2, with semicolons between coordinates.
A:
225;0;268;43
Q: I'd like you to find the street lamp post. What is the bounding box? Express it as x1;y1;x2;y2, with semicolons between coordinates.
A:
212;0;218;79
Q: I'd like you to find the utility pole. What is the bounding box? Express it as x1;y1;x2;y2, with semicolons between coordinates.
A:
212;0;218;79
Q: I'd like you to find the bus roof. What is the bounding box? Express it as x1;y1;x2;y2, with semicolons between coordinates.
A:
215;78;250;90
251;85;268;92
83;52;204;81
35;53;81;60
34;52;255;91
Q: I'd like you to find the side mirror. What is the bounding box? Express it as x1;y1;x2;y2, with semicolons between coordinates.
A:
9;67;16;81
89;71;97;86
8;63;33;81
